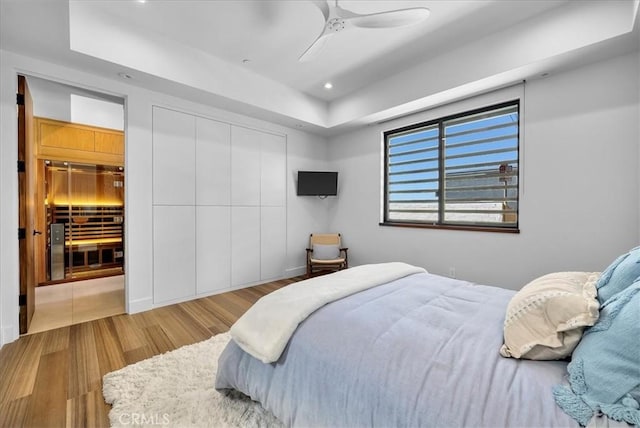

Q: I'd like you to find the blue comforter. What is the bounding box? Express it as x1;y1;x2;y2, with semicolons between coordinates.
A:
215;272;578;427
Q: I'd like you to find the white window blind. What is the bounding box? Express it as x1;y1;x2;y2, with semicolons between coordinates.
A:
384;101;519;231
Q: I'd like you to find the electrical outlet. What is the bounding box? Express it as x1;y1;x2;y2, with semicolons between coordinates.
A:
449;267;456;278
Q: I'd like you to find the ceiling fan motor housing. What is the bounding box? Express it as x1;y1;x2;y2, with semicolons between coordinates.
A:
327;18;345;32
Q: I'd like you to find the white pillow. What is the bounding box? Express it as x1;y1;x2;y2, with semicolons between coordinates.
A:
500;271;600;360
312;244;340;260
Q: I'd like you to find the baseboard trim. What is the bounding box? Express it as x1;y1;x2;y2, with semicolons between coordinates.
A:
128;297;153;314
285;266;306;277
1;324;19;348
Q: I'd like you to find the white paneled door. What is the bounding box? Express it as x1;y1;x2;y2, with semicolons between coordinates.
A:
231;206;261;287
261;132;286;207
152;205;196;304
231;126;261;206
196;118;231;206
152;107;195;205
196;206;231;294
261;206;286;281
152;106;287;306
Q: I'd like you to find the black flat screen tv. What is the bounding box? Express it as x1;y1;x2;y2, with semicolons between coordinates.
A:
297;171;338;196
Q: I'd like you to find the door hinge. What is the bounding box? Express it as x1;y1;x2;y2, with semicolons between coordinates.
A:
17;160;25;173
19;294;26;306
16;93;25;106
18;228;26;240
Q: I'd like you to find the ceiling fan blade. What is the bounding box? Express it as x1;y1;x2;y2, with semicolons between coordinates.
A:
310;0;330;21
299;31;334;62
349;7;430;29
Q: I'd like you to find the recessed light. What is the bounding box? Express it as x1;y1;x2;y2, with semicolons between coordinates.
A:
137;0;147;3
118;72;133;80
324;82;333;90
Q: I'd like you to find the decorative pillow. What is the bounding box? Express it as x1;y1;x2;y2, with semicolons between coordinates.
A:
553;281;640;426
499;272;600;360
596;246;640;304
312;244;340;260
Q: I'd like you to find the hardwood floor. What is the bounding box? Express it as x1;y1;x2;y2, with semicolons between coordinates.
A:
0;277;300;427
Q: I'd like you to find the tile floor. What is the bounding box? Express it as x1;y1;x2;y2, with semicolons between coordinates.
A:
27;275;125;334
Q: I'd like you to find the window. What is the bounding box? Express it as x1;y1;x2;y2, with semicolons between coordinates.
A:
383;100;519;232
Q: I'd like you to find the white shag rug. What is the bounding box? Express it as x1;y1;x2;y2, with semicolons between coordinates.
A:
103;332;283;427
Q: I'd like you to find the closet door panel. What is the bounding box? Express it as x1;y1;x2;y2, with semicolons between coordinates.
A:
260;206;286;281
152;107;195;205
196;206;231;294
231;206;260;286
231;126;260;206
153;205;196;304
196;118;231;206
261;133;286;207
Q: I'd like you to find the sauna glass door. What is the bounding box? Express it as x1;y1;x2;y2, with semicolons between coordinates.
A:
45;161;124;281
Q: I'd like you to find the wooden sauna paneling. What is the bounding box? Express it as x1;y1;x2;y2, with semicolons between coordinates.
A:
35;117;124;166
40;121;95;151
94;132;124;155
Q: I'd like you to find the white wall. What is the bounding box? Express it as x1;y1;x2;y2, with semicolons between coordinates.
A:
327;51;640;290
0;50;330;346
27;76;124;130
286;130;332;274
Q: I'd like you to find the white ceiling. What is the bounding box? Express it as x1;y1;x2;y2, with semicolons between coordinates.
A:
1;0;638;136
83;0;565;101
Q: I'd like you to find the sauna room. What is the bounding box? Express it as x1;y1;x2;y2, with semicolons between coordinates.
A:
45;160;125;281
23;76;126;333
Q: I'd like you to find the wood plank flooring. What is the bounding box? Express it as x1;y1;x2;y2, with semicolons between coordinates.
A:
0;277;300;427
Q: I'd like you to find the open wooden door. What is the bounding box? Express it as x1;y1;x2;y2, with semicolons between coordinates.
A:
18;75;37;334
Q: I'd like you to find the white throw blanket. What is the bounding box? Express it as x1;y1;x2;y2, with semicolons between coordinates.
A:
230;262;427;363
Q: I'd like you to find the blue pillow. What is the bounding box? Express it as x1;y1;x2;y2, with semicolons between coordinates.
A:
596;246;640;304
553;281;640;426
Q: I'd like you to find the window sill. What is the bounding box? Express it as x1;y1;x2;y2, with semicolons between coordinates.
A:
379;221;520;234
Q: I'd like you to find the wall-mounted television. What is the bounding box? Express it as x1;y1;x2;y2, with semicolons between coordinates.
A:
297;171;338;196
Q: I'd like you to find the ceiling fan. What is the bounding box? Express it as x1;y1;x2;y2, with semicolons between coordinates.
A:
299;0;431;62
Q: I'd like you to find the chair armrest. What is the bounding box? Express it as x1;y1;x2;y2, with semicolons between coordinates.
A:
306;248;313;253
340;247;348;252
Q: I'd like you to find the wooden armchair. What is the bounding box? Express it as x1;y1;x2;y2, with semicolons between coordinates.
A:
306;233;348;278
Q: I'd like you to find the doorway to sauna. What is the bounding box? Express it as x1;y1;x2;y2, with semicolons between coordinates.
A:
17;74;126;334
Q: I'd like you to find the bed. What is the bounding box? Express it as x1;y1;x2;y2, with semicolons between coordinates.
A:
215;263;638;427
